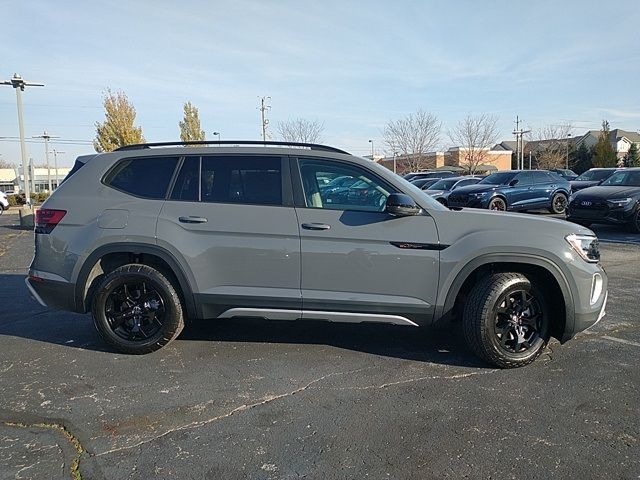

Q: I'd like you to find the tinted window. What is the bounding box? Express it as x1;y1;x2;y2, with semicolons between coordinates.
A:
299;159;393;212
479;172;516;185
575;169;615;181
532;171;552;184
200;156;281;205
430;178;457;190
516;172;534;185
106;156;179;199
456;178;481;188
171;156;200;201
601;170;640;187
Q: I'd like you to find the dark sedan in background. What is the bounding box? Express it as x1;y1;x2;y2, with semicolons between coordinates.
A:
570;168;619;192
550;168;579;181
403;170;457;182
567;168;640;232
423;176;483;206
410;177;441;190
448;170;571;214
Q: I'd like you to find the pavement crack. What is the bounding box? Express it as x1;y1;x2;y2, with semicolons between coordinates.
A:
320;369;498;390
95;368;367;457
2;420;85;480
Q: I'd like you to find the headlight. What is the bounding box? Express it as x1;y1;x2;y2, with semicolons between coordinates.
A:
565;234;600;263
469;192;488;198
429;190;444;197
607;197;632;208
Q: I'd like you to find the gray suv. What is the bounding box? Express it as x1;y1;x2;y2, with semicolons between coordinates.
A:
26;141;608;368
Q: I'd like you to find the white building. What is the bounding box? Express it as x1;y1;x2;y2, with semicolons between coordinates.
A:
0;167;71;194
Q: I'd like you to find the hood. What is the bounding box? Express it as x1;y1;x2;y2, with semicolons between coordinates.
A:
572;185;640;199
434;207;594;246
570;180;600;190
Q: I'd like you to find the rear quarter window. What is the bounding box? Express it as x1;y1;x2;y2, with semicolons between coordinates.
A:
104;156;179;199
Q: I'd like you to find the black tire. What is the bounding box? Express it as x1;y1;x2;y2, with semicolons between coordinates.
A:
91;264;184;354
627;209;640;234
0;204;4;216
436;198;448;206
488;197;507;211
463;272;550;368
549;192;568;214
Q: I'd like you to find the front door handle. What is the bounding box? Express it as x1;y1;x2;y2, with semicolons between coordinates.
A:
179;216;208;224
301;223;331;231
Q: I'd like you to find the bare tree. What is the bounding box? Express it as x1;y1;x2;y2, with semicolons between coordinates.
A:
383;109;441;172
529;124;573;169
448;114;500;174
277;118;324;143
0;158;16;169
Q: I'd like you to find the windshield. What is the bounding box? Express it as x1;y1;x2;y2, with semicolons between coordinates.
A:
575;169;613;181
600;170;640;187
429;178;457;190
326;176;359;188
478;172;516;185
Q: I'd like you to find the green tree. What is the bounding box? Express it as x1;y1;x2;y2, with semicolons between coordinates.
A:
571;142;593;174
591;120;617;167
179;101;205;143
94;89;145;152
624;143;639;167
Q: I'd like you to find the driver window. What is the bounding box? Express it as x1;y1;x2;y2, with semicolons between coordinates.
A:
298;159;393;212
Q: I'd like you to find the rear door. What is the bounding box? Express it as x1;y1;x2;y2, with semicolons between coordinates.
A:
531;171;558;208
292;157;440;325
156;154;301;318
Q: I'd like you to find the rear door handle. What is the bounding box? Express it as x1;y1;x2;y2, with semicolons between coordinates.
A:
179;216;208;224
301;223;331;231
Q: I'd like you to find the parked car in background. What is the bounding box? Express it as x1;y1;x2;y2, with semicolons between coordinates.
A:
404;170;457;182
409;178;440;190
423;176;483;206
567;168;640;232
570;168;619;193
0;191;8;214
550;168;578;181
447;170;571;213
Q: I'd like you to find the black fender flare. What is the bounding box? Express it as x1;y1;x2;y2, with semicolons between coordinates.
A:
74;242;197;318
437;253;575;338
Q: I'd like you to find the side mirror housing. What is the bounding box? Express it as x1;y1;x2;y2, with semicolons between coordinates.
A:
385;193;421;216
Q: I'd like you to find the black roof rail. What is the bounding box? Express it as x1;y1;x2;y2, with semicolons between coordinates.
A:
114;140;350;154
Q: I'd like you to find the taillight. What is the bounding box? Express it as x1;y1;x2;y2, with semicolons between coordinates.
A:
35;209;67;234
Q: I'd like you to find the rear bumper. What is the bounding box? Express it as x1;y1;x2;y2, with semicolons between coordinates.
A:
25;275;77;311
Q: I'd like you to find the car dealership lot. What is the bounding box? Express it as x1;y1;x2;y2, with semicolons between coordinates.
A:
0;214;638;479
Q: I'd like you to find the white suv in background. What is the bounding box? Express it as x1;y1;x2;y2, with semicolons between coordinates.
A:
0;191;9;214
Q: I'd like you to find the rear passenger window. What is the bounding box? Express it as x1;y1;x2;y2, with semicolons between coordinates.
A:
168;156;282;206
201;156;281;205
106;157;179;199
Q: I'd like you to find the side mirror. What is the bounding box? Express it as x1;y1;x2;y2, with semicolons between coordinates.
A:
385;193;421;216
509;179;519;187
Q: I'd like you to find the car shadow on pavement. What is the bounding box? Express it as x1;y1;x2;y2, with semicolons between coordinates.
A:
0;273;487;368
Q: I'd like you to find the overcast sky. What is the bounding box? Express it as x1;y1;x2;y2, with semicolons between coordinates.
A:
1;0;639;166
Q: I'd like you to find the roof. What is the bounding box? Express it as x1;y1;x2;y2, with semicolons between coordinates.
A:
581;129;640;144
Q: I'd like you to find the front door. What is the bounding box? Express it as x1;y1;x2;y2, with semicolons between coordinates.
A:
156;154;301;318
293;157;440;326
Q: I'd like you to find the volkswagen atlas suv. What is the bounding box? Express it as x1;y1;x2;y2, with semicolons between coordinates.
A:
25;141;607;368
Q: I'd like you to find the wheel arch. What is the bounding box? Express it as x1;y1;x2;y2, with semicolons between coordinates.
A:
438;254;575;342
74;243;197;319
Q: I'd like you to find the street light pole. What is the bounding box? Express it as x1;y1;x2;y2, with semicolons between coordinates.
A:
566;133;572;169
33;131;59;192
1;74;45;205
213;131;221;143
368;139;374;160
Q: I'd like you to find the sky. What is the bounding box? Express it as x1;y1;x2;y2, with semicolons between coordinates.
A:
1;0;639;167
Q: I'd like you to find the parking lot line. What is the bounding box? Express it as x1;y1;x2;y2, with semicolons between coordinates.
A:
601;335;640;348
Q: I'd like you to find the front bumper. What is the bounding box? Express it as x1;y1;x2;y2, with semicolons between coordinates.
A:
567;202;638;226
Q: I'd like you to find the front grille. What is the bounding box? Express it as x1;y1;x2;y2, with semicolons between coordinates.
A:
569;199;608;218
448;194;468;206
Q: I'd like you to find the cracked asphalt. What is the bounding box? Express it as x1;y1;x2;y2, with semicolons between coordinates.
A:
0;212;638;479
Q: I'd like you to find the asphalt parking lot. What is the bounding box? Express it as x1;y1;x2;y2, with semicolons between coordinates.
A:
0;211;638;480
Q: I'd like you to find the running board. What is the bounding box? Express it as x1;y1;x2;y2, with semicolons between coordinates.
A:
217;308;419;327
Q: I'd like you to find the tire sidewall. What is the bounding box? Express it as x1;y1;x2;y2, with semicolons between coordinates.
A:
551;193;568;214
481;277;550;365
489;197;506;211
92;269;181;351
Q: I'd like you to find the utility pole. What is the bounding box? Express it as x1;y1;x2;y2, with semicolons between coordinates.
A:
52;149;65;189
33;131;59;191
259;97;271;142
512;116;531;169
368;139;374;160
1;74;44;205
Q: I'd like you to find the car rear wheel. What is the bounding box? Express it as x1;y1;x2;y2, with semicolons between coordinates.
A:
92;264;184;354
463;272;550;368
549;193;568;214
628;209;640;234
0;204;4;215
488;197;506;211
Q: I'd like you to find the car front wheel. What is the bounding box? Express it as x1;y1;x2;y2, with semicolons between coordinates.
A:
463;272;550;368
92;264;185;354
549;193;568;214
488;197;507;211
